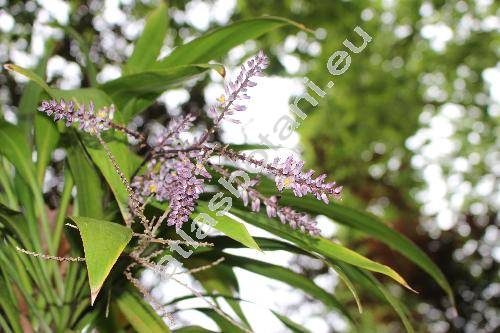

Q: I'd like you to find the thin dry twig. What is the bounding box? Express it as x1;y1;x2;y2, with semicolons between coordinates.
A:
124;263;175;323
16;247;85;262
132;233;214;247
173;257;225;275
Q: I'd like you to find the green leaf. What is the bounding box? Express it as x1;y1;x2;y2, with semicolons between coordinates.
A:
184;257;250;328
84;138;134;218
154;16;310;68
199;252;353;323
102;64;225;96
48;23;97;86
125;2;169;74
4;64;112;110
272;311;310;333
0;278;23;333
4;64;51;93
204;238;360;314
5;63;134;219
191;308;245;333
71;216;133;305
339;264;414;333
66;132;105;218
17;40;55;137
118;16;307;122
0;204;31;249
35;114;60;186
0;122;47;251
115;287;171;333
327;262;363;314
230;207;414;292
0;122;37;193
196;203;260;251
271;193;453;307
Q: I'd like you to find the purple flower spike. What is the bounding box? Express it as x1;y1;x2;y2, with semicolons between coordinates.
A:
38;98;115;134
270;156;342;203
209;50;269;125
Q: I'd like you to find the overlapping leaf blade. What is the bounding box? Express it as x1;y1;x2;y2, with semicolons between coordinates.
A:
125;2;169;74
229;207;413;291
115;287;171;333
267;192;453;307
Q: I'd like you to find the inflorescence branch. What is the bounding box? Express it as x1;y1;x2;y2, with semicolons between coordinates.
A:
34;50;344;325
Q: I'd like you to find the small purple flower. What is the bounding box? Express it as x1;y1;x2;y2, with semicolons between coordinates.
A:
154;114;196;150
132;152;211;230
209;50;269;125
270;156;342;204
38;98;114;134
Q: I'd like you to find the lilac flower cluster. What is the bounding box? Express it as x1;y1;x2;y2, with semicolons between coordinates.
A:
238;182;320;235
154;114;196;150
222;148;342;205
270;156;342;204
38;98;115;134
37;51;342;236
132;151;211;229
208;50;269;125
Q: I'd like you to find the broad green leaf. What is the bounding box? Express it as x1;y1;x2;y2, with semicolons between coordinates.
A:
17;40;55;137
102;64;225;96
0;122;37;193
35;114;60;186
339;264;414;333
197;252;353;323
230;207;414;292
184;257;250;328
154;16;310;68
84;139;135;217
4;63;112;110
71;216;133;305
115;287;171;333
103;64;224;121
191;308;245;333
272;311;310;333
196;203;260;251
66;132;105;218
125;2;168;74
48;23;97;86
0;123;47;251
207;235;363;314
269;193;453;307
120;16;307;122
5;64;137;219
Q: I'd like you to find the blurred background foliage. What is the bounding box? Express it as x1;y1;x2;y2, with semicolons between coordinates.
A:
0;0;498;332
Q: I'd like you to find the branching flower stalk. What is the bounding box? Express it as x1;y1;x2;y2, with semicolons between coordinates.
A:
28;50;343;327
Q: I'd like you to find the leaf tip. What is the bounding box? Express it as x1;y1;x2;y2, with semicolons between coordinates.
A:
90;287;102;306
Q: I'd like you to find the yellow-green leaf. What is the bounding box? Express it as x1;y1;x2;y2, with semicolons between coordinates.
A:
125;2;169;74
71;216;132;305
196;203;260;251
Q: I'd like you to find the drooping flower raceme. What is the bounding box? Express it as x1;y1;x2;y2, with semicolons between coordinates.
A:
236;179;321;235
38;99;115;134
